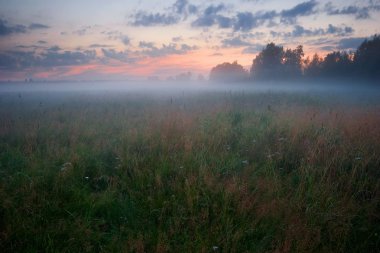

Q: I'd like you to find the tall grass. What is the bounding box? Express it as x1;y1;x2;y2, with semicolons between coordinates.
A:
0;90;379;252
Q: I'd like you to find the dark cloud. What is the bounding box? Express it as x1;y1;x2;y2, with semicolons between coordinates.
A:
324;2;380;19
131;12;179;26
233;11;277;31
280;0;318;24
327;24;353;35
222;37;251;47
271;24;354;38
48;46;62;51
139;41;155;49
191;4;226;27
0;49;96;70
41;50;96;67
173;0;198;15
242;44;265;54
173;0;188;14
139;43;198;57
320;45;336;51
37;40;47;44
292;24;353;37
326;4;368;19
0;19;27;36
28;23;50;30
122;36;130;45
15;45;44;49
101;48;133;63
216;16;233;28
89;44;113;48
338;37;366;49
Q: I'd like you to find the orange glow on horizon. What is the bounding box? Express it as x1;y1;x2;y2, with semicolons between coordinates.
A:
14;47;336;81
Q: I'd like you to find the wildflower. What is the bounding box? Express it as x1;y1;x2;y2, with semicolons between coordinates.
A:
85;176;89;180
60;162;72;171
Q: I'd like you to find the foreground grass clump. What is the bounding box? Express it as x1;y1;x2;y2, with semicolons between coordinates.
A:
0;90;379;252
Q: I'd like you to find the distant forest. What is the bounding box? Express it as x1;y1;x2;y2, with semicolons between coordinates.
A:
210;35;380;82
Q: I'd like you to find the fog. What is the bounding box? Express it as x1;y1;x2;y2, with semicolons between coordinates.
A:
1;80;379;105
1;80;379;94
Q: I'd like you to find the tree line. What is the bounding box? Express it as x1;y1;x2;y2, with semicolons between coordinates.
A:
209;35;380;82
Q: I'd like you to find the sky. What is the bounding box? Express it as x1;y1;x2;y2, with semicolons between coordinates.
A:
0;0;379;81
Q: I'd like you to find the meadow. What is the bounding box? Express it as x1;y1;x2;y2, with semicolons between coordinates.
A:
0;83;379;252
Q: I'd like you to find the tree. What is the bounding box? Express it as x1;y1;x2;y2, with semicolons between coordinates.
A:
209;61;248;82
250;43;304;80
320;51;353;78
283;45;304;78
304;53;323;78
250;43;284;80
354;34;380;79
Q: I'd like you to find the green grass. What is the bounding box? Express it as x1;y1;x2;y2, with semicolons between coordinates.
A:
0;90;379;252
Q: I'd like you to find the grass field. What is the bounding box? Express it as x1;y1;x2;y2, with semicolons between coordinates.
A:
0;83;379;252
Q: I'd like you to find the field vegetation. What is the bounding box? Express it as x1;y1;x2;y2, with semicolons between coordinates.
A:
0;87;379;252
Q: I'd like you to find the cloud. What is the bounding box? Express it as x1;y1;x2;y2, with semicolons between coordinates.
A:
324;2;380;19
173;0;198;15
89;44;113;48
131;0;199;26
48;46;62;51
242;44;265;54
280;0;318;24
279;24;354;38
101;48;133;63
0;49;96;70
122;36;130;45
73;26;92;36
222;37;251;47
191;4;226;27
338;37;366;49
28;23;50;30
0;19;27;36
320;45;336;51
37;40;47;44
139;43;198;57
216;16;233;28
326;24;353;35
326;4;368;19
233;11;277;31
131;12;179;26
139;41;155;48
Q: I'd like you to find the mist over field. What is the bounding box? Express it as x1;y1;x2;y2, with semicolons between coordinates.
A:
1;79;380;252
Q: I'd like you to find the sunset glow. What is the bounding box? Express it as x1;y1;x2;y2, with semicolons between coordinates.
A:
1;0;379;80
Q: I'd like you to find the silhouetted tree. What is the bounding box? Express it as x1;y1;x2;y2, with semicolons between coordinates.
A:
250;43;284;80
304;53;323;78
210;35;380;83
320;51;353;78
354;34;380;79
283;45;304;78
209;61;248;82
250;43;304;80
